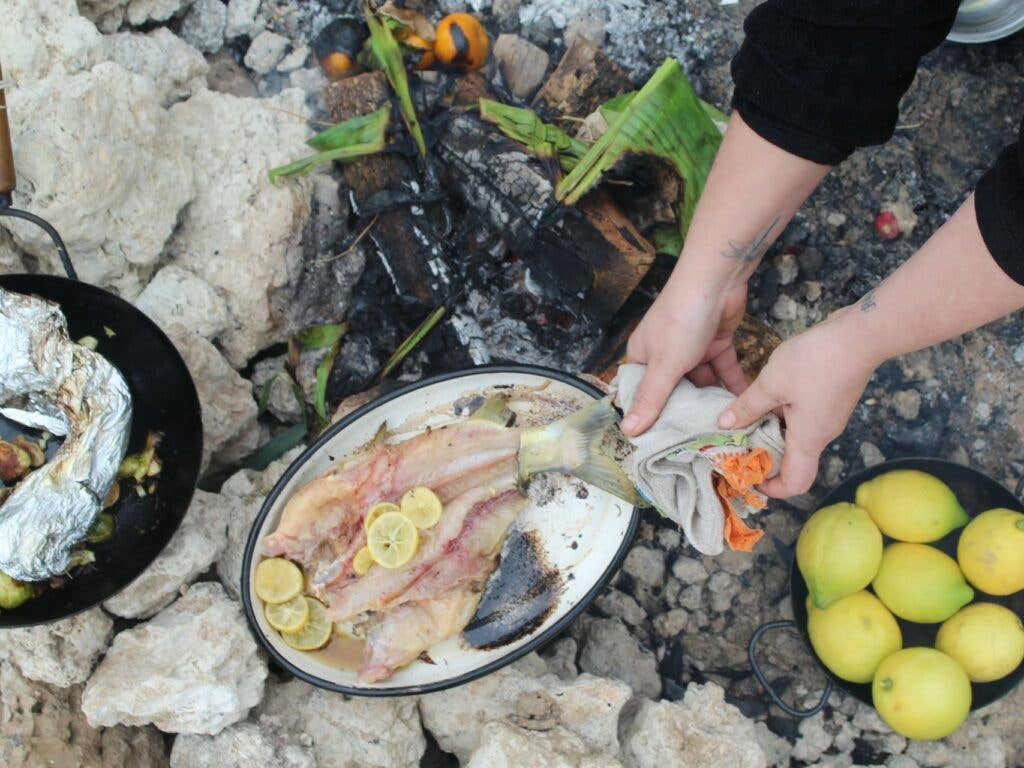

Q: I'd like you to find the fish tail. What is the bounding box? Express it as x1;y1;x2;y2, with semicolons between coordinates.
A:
518;397;644;506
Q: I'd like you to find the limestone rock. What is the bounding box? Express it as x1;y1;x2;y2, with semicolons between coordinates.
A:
1;63;194;298
166;326;260;471
104;27;209;106
225;0;264;39
216;450;301;600
623;683;767;768
278;44;310;73
126;0;195;26
168;88;313;366
254;676;426;768
104;489;229;618
418;654;631;763
250;356;305;423
579;617;661;698
180;0;227;54
623;545;666;587
0;607;112;687
170;722;314;768
891;389;922;421
0;660;168;768
2;0;103;81
492;34;550;99
82;582;267;734
467;721;623;768
244;31;290;75
0;232;25;275
136;265;230;341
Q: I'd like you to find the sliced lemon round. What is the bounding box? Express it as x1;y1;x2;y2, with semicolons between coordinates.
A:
364;501;401;535
352;546;374;576
282;597;332;651
254;557;304;604
400;486;443;529
367;511;419;569
265;594;309;633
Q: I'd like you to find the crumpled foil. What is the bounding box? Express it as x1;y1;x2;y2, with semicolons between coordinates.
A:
0;287;132;581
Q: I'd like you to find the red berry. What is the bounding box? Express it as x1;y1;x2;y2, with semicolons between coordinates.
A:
874;211;900;240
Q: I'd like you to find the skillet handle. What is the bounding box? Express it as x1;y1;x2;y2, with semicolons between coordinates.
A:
748;619;833;718
0;63;15;200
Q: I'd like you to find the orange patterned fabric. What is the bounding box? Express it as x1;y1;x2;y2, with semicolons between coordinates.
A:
709;448;773;552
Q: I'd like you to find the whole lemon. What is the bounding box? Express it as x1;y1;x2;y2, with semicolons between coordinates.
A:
855;470;968;543
797;503;883;609
957;508;1024;596
936;603;1024;682
873;648;971;740
872;543;974;623
806;591;902;683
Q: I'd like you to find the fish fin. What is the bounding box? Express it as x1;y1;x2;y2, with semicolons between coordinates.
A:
518;397;644;506
469;395;515;427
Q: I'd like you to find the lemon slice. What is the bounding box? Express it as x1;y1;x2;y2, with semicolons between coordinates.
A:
364;501;401;535
400;486;443;529
353;546;374;576
282;597;332;651
367;511;419;569
254;557;304;604
265;594;309;633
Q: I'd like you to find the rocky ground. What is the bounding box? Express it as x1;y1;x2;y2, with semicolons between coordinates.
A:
1;1;1023;767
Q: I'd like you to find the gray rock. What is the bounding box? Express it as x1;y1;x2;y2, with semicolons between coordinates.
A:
792;713;833;763
797;246;825;277
251;357;304;423
493;34;550;99
652;608;688;638
205;49;259;97
103;28;209;107
225;0;263;39
277;44;310;73
859;441;886;468
670;556;709;584
623;545;665;587
753;721;792;768
0;607;112;687
180;0;226;54
595;588;647;627
104;489;229;619
771;294;800;322
288;66;328;95
418;654;631;762
803;280;823;302
82;582;267;734
171;722;315;767
1013;343;1024;366
136;265;230;341
255;676;426;768
579;617;660;698
775;252;799;286
707;571;736;613
565;11;608;47
891;389;922;421
678;584;703;611
0;660;168;767
824;454;847;487
541;637;579;679
244;31;290;75
467;721;623;768
126;0;195;26
0;231;25;274
623;683;766;768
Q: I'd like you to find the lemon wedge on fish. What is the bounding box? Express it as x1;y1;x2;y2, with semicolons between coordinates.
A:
367;511;419;569
265;594;309;633
282;597;333;650
364;501;401;535
353;546;374;576
255;557;304;604
401;486;443;528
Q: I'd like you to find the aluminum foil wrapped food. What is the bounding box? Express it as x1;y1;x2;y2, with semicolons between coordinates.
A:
0;287;132;581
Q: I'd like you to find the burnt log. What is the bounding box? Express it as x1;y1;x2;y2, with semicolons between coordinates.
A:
532;37;633;118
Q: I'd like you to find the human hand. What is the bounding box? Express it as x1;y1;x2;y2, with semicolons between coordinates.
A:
717;306;879;497
621;283;750;436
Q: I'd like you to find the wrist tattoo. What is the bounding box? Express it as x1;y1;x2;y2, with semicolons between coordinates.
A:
721;215;782;263
860;290;878;313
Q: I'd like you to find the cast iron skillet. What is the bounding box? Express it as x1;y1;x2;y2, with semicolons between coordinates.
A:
0;65;203;626
749;457;1024;716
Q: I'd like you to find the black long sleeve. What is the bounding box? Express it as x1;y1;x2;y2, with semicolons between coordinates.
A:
731;0;1024;286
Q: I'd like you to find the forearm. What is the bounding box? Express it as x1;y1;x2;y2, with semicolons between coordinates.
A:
838;195;1024;367
661;112;830;308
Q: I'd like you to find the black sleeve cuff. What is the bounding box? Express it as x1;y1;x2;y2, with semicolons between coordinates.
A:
976;122;1024;286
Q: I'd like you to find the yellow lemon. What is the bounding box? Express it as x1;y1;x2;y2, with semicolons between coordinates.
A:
364;502;401;535
282;597;333;651
936;602;1024;683
264;594;309;633
855;470;968;543
873;648;971;740
352;546;374;576
367;511;419;569
806;591;903;683
957;508;1024;596
400;486;443;528
872;543;974;623
254;557;304;604
797;502;883;608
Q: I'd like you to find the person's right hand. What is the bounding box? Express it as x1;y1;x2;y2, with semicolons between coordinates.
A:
621;283;749;436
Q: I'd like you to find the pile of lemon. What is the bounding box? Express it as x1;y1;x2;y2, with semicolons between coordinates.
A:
253;487;444;653
798;469;1024;740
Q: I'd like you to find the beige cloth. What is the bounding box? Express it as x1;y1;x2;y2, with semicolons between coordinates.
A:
612;364;785;555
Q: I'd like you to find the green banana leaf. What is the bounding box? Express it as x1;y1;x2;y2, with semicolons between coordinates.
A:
557;58;722;240
269;107;389;184
363;3;426;156
478;99;590;172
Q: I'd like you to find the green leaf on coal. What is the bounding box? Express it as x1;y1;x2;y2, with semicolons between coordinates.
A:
479;99;590;172
364;3;426;156
268;107;389;185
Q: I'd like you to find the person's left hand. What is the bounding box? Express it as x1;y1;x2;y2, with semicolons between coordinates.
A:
716;306;881;497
